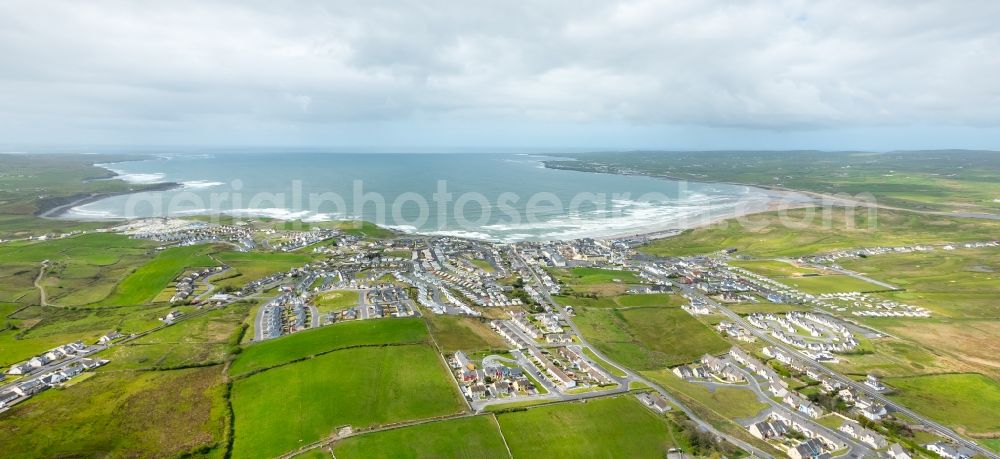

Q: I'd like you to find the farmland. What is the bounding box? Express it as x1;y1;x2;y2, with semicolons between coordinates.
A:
639;207;1000;258
229;318;429;377
313;289;359;313
0;366;227;458
573;305;730;370
0;304;180;367
642;370;769;420
423;313;509;353
231;344;465;458
98;303;250;370
332;415;509;459
211;251;314;290
496;396;680;458
838;247;1000;318
99;243;218;306
553;293;685;310
0;233;154;306
773;274;885;294
887;373;1000;435
728;259;826;277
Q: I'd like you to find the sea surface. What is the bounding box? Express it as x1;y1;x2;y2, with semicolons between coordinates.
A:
65;152;806;241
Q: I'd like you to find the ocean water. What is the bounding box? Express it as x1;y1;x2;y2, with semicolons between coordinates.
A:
66;152;804;241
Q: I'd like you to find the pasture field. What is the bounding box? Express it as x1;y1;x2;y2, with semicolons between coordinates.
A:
553;293;684;309
423;314;508;353
640;208;1000;257
229;318;428;377
774;274;885;294
642;370;769;421
870;319;1000;379
332;415;509;459
313;289;359;313
98;304;250;370
231;344;465;459
557;267;642;285
0;233;155;306
728;259;826;277
887;373;1000;434
0;366;227;458
838;247;1000;318
827;336;953;378
212;251;314;290
549;267;646;297
573;306;729;370
496;396;680;458
99;243;218;306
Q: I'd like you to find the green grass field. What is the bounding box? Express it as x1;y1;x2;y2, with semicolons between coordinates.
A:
553;293;684;309
640;208;1000;257
335;220;397;239
560;267;642;284
0;153;165;239
729;259;825;277
0;366;227;458
545;150;1000;215
573;306;730;370
471;258;496;273
496;396;679;458
99;243;218;306
838;247;1000;318
230;318;429;377
0;304;184;367
827;336;950;378
313;289;359;313
231;344;465;458
775;274;885;294
548;267;646;297
98;304;250;370
642;370;768;421
887;373;1000;434
332;415;509;459
212;251;314;290
0;233;155;306
423;314;509;353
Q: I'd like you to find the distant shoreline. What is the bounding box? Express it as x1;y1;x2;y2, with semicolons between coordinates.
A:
49;154;811;242
37;159;180;219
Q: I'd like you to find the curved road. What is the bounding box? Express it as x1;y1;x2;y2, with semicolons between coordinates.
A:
511;250;777;458
677;282;1000;459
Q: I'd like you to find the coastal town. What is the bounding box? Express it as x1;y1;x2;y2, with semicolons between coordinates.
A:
1;215;998;459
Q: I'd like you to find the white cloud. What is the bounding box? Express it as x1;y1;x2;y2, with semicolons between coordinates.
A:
0;0;998;145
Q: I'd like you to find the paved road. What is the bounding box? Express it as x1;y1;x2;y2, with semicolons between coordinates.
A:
723;366;873;458
511;251;777;458
677;283;1000;459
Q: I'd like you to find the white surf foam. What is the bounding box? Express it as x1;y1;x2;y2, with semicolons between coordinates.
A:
181;180;225;190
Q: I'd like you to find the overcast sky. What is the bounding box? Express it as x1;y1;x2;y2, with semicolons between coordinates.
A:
2;0;999;150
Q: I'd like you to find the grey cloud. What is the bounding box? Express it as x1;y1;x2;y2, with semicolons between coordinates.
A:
0;0;999;145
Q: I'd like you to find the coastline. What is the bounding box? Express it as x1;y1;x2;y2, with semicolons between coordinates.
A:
49;155;814;242
542;159;1000;221
37;182;180;219
37;158;181;219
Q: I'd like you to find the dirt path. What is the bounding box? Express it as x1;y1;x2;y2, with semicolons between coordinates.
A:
34;261;49;306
